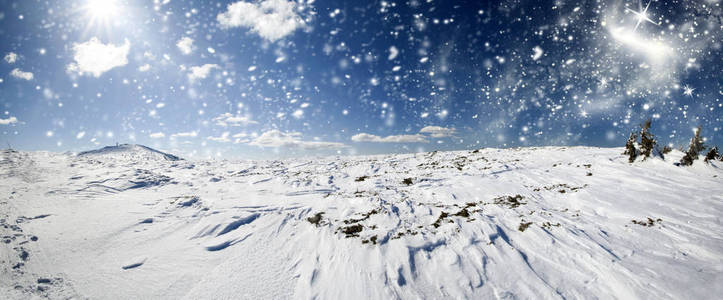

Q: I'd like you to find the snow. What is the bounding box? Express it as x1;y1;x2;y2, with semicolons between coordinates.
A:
388;46;399;60
1;146;722;299
532;46;543;61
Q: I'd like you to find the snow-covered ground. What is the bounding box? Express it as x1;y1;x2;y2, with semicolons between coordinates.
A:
1;145;722;299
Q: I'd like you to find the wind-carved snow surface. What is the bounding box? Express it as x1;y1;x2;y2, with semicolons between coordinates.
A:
1;146;722;299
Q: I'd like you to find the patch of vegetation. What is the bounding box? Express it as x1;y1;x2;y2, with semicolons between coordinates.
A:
391;229;420;240
349;190;379;198
518;221;533;232
533;184;587;193
631;217;662;227
307;212;324;226
341;224;363;237
343;209;379;224
541;222;561;230
354;176;369;182
402;178;414;185
432;212;449;228
494;195;526;208
362;235;379;245
453;208;470;218
452;156;469;170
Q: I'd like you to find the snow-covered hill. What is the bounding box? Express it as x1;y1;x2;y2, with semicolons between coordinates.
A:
77;144;182;162
1;146;722;299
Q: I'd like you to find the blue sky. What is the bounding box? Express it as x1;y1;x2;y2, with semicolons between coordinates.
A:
0;0;720;159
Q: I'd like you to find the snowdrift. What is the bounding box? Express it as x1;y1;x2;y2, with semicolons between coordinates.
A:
1;146;722;299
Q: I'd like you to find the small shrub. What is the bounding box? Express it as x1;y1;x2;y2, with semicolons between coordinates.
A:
680;126;706;166
662;145;672;154
639;119;662;160
341;224;363;237
518;221;533;232
307;212;324;226
623;131;638;163
704;146;719;163
453;208;470;218
493;194;526;208
432;212;449;228
632;218;662;227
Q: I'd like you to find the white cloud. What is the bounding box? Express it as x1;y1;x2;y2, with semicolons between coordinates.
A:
608;27;673;65
138;64;150;72
249;130;347;149
217;0;306;42
0;116;18;125
176;37;194;55
351;133;429;143
171;131;198;138
188;64;219;81
207;132;231;143
67;38;130;77
143;51;155;60
149;132;166;139
419;126;457;138
4;52;18;64
232;133;250;144
292;109;303;119
76;131;86;139
10;68;33;80
212;112;258;127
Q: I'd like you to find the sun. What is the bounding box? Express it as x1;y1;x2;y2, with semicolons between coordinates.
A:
84;0;120;23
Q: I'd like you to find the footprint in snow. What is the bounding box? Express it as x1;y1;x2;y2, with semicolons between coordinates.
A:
138;218;153;224
121;257;147;270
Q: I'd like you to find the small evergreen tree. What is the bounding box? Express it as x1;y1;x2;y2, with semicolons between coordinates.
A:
704;146;719;163
662;145;672;155
639;119;659;160
680;126;705;166
623;132;638;163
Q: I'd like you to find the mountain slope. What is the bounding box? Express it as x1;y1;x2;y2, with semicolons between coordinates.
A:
1;147;721;299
